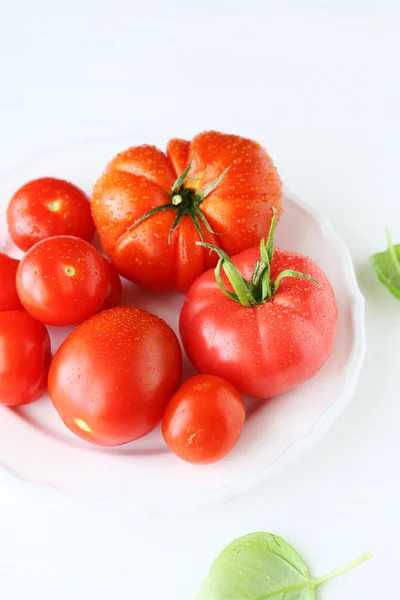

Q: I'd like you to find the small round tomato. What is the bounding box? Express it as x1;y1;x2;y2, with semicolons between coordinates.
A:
7;177;95;251
16;235;108;326
162;374;245;464
48;306;182;446
0;253;22;311
101;257;122;310
0;310;52;406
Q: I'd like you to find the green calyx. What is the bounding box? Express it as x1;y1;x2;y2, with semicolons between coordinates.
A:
128;153;230;243
199;208;321;307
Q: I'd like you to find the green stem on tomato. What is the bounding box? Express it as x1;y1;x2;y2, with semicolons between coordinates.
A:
202;244;258;307
198;207;320;307
170;152;194;193
128;154;229;244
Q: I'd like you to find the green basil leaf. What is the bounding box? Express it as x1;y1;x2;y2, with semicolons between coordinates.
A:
371;229;400;298
196;532;371;600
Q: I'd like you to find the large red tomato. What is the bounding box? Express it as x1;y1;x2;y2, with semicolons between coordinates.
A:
0;253;22;311
16;235;108;326
7;177;95;251
0;310;52;406
92;131;282;293
48;307;182;446
162;374;245;464
180;212;338;399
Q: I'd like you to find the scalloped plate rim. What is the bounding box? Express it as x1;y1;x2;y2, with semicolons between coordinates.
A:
0;139;366;515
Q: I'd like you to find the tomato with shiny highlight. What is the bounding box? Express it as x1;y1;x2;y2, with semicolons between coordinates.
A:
7;177;95;251
16;235;108;326
48;307;182;446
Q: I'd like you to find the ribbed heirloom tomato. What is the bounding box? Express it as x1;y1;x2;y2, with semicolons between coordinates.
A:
92;131;282;292
0;310;52;406
180;211;339;399
48;307;182;446
7;177;95;251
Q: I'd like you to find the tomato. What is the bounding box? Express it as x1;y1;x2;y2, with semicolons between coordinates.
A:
0;253;22;311
48;306;182;446
7;177;95;251
92;131;282;293
180;213;338;399
101;257;122;310
162;374;245;464
16;235;108;326
0;310;52;406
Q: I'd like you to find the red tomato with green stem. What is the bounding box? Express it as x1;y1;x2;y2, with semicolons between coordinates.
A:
7;177;95;251
162;374;245;465
0;253;22;311
92;131;282;293
16;235;108;326
48;307;182;446
180;210;338;399
0;310;52;406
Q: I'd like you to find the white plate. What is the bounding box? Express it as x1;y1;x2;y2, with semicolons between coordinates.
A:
0;139;365;513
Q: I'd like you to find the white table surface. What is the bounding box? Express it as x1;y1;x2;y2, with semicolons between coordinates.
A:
0;1;399;598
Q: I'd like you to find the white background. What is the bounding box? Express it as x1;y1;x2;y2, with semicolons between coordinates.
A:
0;1;399;598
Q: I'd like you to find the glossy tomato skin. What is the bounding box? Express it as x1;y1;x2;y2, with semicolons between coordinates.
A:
0;310;52;406
16;235;108;326
0;253;23;311
101;257;122;310
48;307;182;446
92;131;282;293
162;374;245;464
180;248;338;399
7;177;95;251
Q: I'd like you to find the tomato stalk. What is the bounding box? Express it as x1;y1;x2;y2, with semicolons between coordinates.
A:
199;208;320;306
128;154;230;243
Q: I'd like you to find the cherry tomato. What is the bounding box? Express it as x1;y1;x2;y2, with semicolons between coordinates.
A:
162;374;245;464
16;235;108;326
92;131;282;292
101;257;122;310
0;253;22;311
7;177;95;251
48;306;182;446
0;310;52;406
180;214;338;399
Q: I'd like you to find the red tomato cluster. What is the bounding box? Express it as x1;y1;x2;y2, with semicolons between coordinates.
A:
0;131;338;465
